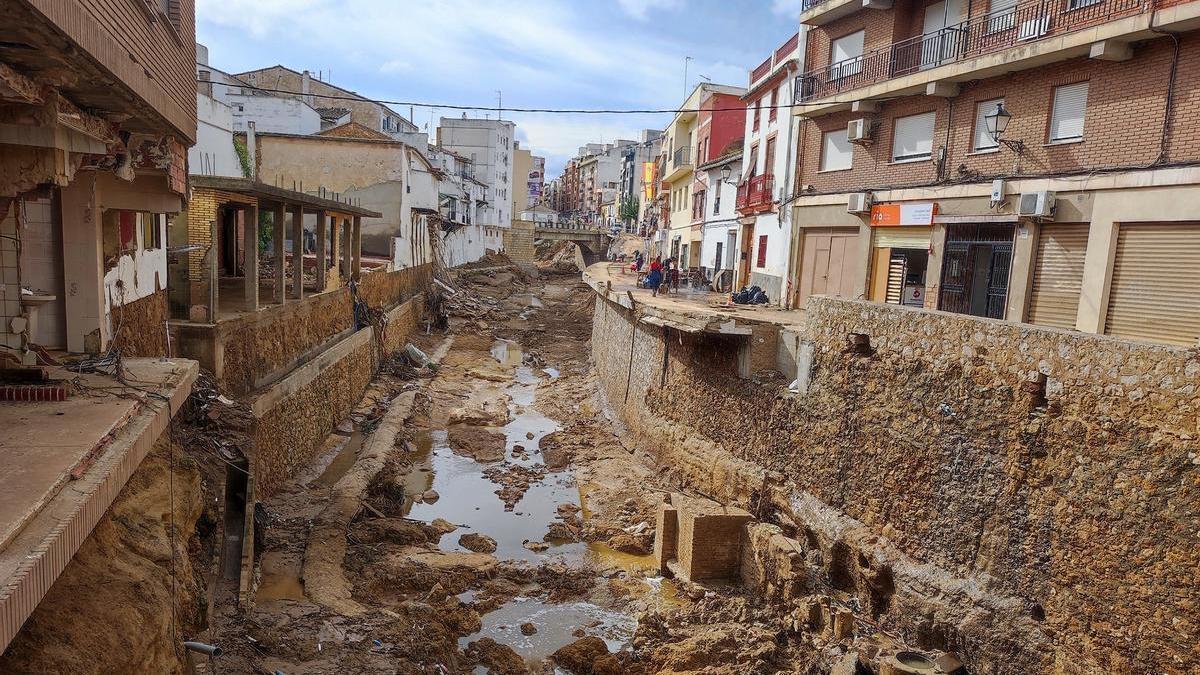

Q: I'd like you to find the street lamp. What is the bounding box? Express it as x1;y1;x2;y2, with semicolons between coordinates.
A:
720;164;736;185
984;101;1024;153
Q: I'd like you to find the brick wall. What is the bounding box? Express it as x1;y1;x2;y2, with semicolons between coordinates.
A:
184;188;255;314
502;219;536;271
590;290;1200;674
799;34;1199;193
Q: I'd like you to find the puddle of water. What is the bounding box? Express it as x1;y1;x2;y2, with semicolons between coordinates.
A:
257;551;305;602
459;598;635;664
312;430;364;487
491;339;522;368
542;367;560;379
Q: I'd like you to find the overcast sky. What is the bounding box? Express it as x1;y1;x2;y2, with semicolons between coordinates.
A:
196;0;802;177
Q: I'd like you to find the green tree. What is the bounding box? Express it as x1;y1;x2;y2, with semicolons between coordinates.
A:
618;194;639;224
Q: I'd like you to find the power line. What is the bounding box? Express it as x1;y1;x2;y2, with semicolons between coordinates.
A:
201;79;812;114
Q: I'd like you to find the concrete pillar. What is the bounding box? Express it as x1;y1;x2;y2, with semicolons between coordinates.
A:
924;223;948;310
352;215;362;279
340;216;351;281
1005;220;1038;323
314;209;326;291
60;173;105;353
1075;218;1119;334
243;203;258;311
272;202;285;305
291;205;304;300
209;213;220;322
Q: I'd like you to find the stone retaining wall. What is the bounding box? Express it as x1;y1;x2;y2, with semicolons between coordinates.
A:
591;291;1199;674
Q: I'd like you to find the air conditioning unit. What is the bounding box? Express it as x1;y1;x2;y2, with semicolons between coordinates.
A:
847;119;874;145
847;192;873;214
1017;191;1056;218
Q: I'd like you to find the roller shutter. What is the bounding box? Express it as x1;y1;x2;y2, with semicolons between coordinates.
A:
1104;223;1200;346
873;226;932;250
1028;223;1089;329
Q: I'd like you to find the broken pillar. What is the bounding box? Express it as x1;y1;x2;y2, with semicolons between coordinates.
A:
351;215;362;279
653;498;679;575
669;493;754;582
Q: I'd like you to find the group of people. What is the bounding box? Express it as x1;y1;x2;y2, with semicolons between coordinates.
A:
640;253;679;297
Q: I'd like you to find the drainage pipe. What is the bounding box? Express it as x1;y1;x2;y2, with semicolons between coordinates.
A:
183;641;222;657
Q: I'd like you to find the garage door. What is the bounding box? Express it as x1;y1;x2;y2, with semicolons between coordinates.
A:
797;227;861;308
1027;223;1089;329
1105;223;1200;346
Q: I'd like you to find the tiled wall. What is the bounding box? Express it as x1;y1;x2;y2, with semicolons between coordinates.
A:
1;206;21;350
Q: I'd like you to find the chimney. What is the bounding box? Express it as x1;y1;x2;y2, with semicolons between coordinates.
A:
246;121;258;181
301;70;313;106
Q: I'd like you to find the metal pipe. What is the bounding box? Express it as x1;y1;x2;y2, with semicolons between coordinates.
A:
183;641;222;657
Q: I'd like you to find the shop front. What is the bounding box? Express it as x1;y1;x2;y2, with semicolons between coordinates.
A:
867;202;935;309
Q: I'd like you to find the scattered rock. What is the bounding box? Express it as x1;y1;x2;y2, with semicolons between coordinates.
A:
519;622;537;636
459;533;498;554
421;489;440;503
522;539;550;552
430;518;458;534
553;636;610;674
465;637;526;675
447;424;506;462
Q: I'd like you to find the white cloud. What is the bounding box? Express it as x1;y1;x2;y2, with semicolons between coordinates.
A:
617;0;684;20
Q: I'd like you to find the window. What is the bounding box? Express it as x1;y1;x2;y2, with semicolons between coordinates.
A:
748;144;760;177
713;183;722;215
972;98;1004;152
757;235;769;268
986;0;1016;32
1067;0;1102;8
820;129;853;171
1049;82;1088;143
752;100;761;130
892;111;935;162
830;30;865;79
768;88;778;121
764;137;777;174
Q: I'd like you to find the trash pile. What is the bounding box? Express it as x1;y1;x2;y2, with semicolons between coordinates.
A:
731;285;770;305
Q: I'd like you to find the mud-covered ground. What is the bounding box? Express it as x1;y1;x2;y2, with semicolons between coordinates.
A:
203;254;835;674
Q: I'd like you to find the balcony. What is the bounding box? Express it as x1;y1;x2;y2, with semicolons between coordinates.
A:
800;0;883;26
663;146;693;183
673;146;692;171
736;174;775;213
796;0;1160;110
748;33;801;89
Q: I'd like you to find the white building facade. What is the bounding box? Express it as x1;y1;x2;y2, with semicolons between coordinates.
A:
735;32;804;304
437;117;516;250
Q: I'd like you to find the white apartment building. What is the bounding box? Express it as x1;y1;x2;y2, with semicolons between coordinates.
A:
437;117;516;252
425;145;491;267
735;31;803;304
195;45;321;138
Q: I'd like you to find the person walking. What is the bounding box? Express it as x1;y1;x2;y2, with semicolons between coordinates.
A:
646;255;664;297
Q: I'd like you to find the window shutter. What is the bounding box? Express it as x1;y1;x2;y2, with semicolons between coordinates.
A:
892;112;935;161
831;31;865;78
1050;82;1088;142
973;98;1003;151
821;130;852;171
986;0;1016;32
757;234;769;268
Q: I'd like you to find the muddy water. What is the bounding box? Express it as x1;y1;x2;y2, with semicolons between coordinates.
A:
408;333;656;662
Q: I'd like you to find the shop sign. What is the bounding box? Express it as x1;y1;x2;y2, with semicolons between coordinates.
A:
870;202;937;227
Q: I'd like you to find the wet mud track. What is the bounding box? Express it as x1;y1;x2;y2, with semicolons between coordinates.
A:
212;268;678;674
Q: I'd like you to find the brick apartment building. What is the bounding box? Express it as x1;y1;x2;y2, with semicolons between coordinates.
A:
790;0;1200;346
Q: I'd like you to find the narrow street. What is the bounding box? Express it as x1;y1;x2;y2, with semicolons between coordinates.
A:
201;257;774;674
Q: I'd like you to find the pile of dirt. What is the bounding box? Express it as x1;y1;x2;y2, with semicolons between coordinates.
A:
537;240;583;274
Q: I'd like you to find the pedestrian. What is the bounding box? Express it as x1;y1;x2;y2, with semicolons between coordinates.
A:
646;255;664;297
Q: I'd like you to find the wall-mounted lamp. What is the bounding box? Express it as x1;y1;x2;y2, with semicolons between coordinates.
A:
984;101;1026;154
720;164;737;186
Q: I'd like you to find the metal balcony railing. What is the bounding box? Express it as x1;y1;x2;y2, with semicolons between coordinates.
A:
736;174;775;211
672;147;692;171
796;0;1148;102
801;0;832;11
749;33;801;88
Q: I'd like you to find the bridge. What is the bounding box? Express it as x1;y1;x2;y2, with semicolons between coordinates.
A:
533;225;612;265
